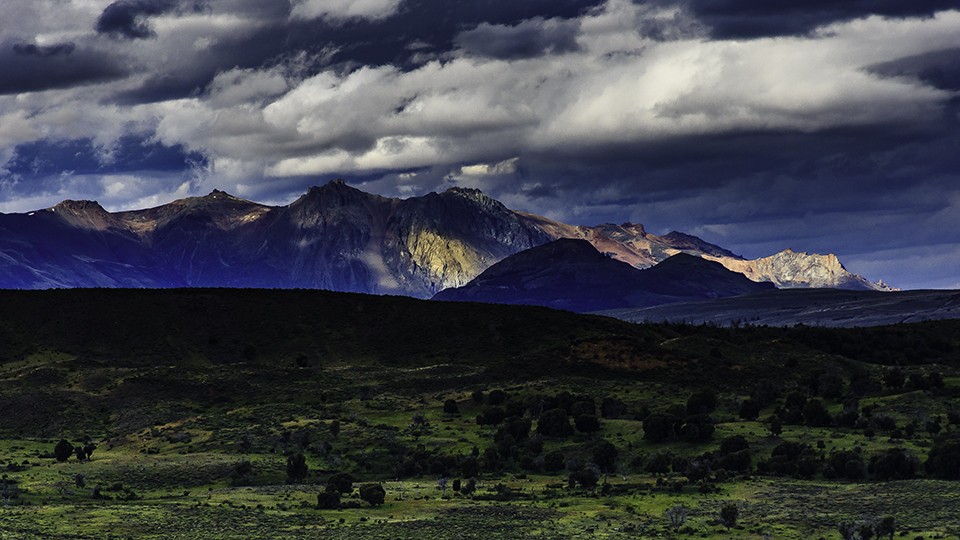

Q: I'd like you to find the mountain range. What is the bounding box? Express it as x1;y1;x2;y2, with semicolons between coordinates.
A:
0;180;889;297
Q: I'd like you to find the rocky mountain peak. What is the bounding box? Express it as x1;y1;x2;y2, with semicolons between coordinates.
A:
50;199;107;213
47;199;117;231
442;187;501;208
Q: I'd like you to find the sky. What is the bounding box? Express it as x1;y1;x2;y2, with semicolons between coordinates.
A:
1;0;959;289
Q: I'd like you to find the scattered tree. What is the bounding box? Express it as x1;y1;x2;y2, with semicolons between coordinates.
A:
592;440;618;474
877;516;896;540
537;409;573;437
328;472;355;494
686;390;717;415
359;483;386;506
665;504;688;531
575;414;601;433
316;486;341;509
286;452;308;483
443;399;459;415
720;502;739;530
54;439;73;462
926;434;960;480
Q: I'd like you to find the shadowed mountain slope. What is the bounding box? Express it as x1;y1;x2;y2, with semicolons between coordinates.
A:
433;238;774;312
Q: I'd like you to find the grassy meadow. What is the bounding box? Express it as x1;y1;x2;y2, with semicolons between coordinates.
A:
0;289;958;539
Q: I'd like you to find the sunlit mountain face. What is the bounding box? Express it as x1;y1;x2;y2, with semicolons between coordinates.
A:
1;1;959;289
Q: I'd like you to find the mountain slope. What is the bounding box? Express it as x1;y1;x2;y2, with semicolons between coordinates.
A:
433;238;774;312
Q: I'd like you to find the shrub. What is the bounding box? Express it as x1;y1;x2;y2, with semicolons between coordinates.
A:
575;414;601;433
502;417;532;441
738;398;762;420
600;397;627;419
230;460;255;485
592;440;618;473
568;467;600;490
720;502;739;530
665;505;687;531
803;399;832;427
869;448;918;481
645;451;672;475
537;409;573;437
359;483;386;506
327;472;355;494
643;413;680;443
926;435;960;480
477;407;506;426
570;400;596;417
686;390;717;415
720;435;749;456
317;487;341;509
487;389;508;406
443;399;459;414
54;439;73;462
285;453;308;483
460;456;480;478
718;450;751;473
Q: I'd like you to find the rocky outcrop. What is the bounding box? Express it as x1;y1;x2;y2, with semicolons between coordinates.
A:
704;249;893;292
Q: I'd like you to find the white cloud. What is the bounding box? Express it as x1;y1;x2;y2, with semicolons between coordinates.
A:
290;0;402;21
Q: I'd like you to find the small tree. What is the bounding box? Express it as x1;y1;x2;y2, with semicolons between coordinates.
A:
54;439;73;462
686;390;717;415
316;486;341;509
327;472;354;494
537;409;573;437
877;516;895;540
665;504;688;531
575;414;601;433
286;452;308;483
738;398;762;420
768;415;783;437
720;502;739;530
359;483;386;506
443;399;459;415
592;440;618;475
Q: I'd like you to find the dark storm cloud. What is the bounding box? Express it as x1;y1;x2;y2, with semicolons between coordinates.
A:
12;43;76;57
113;0;604;104
285;0;603;69
456;18;581;60
870;48;960;92
679;0;951;38
4;135;206;179
0;41;127;95
96;0;182;39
